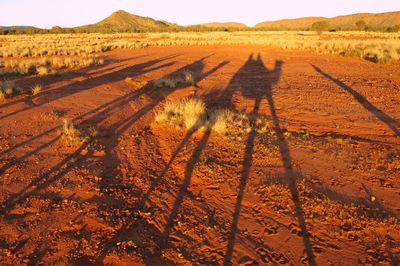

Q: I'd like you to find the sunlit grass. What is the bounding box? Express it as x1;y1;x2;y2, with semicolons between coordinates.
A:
31;84;42;96
0;32;399;64
0;55;104;76
155;97;273;135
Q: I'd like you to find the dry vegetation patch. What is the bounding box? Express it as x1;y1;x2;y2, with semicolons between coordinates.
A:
154;97;272;136
0;81;43;101
0;81;28;100
1;32;399;65
61;119;96;147
152;70;195;89
61;119;105;156
0;56;104;76
31;84;42;96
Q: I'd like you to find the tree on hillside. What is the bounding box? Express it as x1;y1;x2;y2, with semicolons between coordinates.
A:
311;21;330;34
51;26;64;34
355;20;367;31
386;25;400;32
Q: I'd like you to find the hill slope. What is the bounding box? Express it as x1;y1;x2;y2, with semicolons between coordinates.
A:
0;26;40;31
76;10;172;33
256;11;400;30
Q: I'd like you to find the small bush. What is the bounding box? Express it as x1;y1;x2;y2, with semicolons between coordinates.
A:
0;81;16;98
153;70;196;90
182;98;206;129
182;70;194;85
155;98;272;136
62;119;85;146
356;20;367;31
61;119;98;147
311;21;330;34
209;109;234;133
125;77;133;83
155;97;205;129
37;66;49;76
31;84;42;96
153;77;179;89
3;86;14;96
0;81;30;99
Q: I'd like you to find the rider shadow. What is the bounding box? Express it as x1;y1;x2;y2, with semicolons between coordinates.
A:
221;54;316;265
1;56;228;264
93;58;229;264
0;54;178;122
0;55;203;216
0;55;178;181
311;64;400;137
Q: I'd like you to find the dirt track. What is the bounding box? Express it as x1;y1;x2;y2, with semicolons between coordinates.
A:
1;45;400;265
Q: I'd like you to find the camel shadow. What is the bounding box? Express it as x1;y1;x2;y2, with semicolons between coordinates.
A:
219;54;316;265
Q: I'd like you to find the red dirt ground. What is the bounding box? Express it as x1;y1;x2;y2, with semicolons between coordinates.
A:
0;45;400;265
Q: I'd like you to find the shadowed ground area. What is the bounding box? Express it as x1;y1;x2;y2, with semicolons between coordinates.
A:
0;45;399;265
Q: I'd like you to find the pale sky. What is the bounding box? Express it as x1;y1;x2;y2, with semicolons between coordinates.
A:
1;0;399;28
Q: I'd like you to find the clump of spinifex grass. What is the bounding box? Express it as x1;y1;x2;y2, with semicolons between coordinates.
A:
61;119;98;147
0;81;16;98
0;56;104;77
154;97;273;136
153;77;180;89
155;98;206;129
182;70;195;85
0;81;27;100
31;84;42;96
152;70;196;89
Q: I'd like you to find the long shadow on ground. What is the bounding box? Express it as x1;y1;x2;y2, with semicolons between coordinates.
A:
216;54;316;265
311;64;400;137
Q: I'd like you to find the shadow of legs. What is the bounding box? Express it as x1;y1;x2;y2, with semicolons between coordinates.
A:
266;94;316;266
224;98;261;265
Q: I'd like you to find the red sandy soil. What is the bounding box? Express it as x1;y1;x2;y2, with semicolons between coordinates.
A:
0;45;399;265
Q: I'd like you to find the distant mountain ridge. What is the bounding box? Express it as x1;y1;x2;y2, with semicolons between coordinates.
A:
75;10;171;32
1;10;400;33
256;11;400;30
0;26;39;31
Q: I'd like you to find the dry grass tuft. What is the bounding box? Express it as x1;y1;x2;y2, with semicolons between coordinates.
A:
39;110;63;121
182;98;206;129
153;77;179;89
182;70;195;86
155;97;206;129
37;66;50;76
0;81;21;100
31;84;42;96
125;77;133;83
153;70;197;90
62;119;86;146
1;81;15;96
155;97;273;136
61;119;98;147
209;109;234;133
